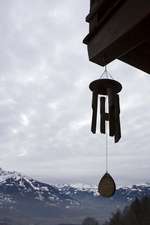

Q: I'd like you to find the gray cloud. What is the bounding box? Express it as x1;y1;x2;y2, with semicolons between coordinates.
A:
0;0;149;187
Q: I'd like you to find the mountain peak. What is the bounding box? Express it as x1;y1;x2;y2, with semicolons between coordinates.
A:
0;168;26;183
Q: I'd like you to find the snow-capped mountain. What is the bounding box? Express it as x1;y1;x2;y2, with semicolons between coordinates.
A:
0;168;150;225
0;168;79;207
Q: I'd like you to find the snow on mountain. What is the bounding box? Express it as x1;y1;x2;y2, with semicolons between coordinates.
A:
56;183;97;196
0;168;150;224
0;168;150;206
0;168;80;207
0;168;23;182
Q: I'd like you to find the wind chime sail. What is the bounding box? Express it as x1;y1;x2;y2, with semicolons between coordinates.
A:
89;73;122;143
98;172;116;197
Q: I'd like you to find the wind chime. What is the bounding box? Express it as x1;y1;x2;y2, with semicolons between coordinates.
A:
89;66;122;197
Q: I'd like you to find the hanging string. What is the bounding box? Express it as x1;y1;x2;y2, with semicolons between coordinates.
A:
100;65;113;79
105;121;108;173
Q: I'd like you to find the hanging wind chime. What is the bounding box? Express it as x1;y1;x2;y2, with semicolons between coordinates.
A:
89;66;122;197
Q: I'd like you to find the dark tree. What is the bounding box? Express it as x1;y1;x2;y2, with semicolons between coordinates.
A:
107;197;150;225
109;210;123;225
82;217;99;225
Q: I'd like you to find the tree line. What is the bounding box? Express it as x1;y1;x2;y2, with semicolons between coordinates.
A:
82;196;150;225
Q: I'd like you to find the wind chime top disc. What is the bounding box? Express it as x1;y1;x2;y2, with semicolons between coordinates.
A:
98;172;116;197
89;79;122;95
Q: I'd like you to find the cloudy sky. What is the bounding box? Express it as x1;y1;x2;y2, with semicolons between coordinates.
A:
0;0;150;187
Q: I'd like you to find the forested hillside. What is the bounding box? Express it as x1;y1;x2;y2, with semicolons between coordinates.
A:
104;197;150;225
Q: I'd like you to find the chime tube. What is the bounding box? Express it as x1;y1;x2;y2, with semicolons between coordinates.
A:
108;89;116;137
114;94;121;143
91;92;98;133
100;97;106;134
115;117;121;143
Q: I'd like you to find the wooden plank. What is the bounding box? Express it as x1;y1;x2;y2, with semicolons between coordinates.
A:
84;0;123;40
88;14;150;66
85;0;150;67
119;41;150;74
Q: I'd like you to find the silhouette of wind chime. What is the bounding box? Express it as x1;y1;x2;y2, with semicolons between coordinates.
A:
89;66;122;197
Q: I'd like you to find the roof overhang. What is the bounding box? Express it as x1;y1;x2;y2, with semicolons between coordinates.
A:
83;0;150;74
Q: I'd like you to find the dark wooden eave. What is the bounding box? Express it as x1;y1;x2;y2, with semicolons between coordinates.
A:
83;0;150;74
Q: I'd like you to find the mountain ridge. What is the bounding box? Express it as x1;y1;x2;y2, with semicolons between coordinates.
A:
0;168;150;225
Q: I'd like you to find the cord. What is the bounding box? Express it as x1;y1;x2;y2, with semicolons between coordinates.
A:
106;122;108;173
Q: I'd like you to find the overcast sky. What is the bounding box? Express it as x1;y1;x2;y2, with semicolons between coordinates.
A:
0;0;150;187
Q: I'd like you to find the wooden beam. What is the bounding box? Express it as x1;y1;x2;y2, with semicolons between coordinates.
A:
84;0;150;70
119;41;150;74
